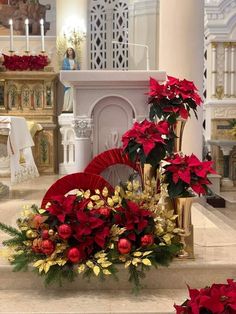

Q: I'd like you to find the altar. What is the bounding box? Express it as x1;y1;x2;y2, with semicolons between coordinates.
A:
59;70;166;173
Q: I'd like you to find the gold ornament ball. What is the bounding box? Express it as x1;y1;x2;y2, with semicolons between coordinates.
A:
48;229;54;236
26;230;34;238
31;232;38;239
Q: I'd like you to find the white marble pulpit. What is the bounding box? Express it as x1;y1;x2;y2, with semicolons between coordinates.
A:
59;70;166;173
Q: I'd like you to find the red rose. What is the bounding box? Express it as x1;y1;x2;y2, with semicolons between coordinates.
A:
99;207;111;217
58;224;72;240
141;234;154;247
118;238;132;254
67;247;82;263
41;239;55;255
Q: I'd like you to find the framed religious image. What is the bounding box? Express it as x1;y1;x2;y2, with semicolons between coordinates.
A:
0;0;56;36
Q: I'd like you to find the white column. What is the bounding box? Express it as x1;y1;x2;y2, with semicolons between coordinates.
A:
211;42;217;97
68;142;74;163
159;0;204;159
56;0;88;69
128;0;159;70
230;43;235;97
73;118;92;172
224;42;230;97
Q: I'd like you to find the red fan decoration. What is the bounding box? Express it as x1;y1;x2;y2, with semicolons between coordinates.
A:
84;148;139;175
41;172;113;209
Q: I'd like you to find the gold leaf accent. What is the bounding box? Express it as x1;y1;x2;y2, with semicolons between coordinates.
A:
142;251;152;257
102;187;109;197
94;252;106;259
101;262;112;268
95;200;105;208
103;269;111;275
78;264;86;273
84;190;91;199
93;265;100;276
142;258;152;266
33;260;44;268
107;197;114;207
132;258;141;266
133;251;142;257
124;260;131;268
86;260;94;268
112;195;119;203
95;189;101;195
38;209;46;214
87;201;93;210
91;195;100;201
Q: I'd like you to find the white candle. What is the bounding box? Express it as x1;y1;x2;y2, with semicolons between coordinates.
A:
25;18;29;52
9;19;14;52
40;19;45;52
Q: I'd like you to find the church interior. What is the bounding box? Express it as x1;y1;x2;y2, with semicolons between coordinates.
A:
0;0;236;313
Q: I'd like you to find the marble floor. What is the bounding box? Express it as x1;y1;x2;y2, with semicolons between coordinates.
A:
0;175;236;313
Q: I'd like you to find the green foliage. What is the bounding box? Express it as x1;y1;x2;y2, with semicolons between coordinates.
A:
0;222;21;237
42;265;77;286
11;252;36;272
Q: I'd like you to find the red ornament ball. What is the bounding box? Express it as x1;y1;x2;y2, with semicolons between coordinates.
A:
141;234;154;247
99;207;111;217
67;247;82;263
118;238;132;254
41;230;49;239
41;239;55;255
32;239;42;253
58;224;72;240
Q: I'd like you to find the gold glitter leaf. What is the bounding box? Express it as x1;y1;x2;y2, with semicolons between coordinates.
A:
142;258;152;266
102;187;109;197
93;265;100;276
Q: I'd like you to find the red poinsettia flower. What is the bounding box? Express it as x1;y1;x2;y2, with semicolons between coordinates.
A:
174;279;236;314
122;119;166;156
3;54;49;71
164;153;216;197
148;75;203;124
114;201;152;241
46;194;77;223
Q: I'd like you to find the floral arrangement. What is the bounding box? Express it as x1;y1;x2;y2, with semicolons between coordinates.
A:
2;54;49;71
122;119;173;168
0;73;213;290
0;180;181;289
148;76;202;124
164;153;216;198
174;279;236;314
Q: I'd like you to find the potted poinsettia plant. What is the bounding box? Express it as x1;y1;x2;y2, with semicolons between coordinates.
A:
121;119;173;168
163;153;216;198
148;76;203;124
174;279;236;314
162;153;216;258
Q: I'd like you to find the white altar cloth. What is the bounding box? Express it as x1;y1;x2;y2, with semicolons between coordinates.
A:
0;116;39;184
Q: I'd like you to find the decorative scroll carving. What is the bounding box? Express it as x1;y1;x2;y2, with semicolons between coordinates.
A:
73;118;93;138
213;107;236;119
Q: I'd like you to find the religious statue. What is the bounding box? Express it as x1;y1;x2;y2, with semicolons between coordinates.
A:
62;47;80;113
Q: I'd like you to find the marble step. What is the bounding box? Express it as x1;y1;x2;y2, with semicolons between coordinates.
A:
0;289;186;314
0;255;235;291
